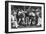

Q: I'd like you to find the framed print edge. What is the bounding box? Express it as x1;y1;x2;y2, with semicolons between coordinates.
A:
5;1;45;33
5;1;8;33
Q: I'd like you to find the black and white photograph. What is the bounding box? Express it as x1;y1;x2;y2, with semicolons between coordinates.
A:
11;5;41;28
5;1;45;33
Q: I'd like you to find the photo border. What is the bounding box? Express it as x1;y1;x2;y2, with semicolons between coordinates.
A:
5;1;45;33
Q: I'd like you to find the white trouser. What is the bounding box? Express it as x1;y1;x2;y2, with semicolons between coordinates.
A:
37;18;42;25
13;21;19;28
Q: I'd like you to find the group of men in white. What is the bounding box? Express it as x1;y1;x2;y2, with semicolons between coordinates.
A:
11;8;42;28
